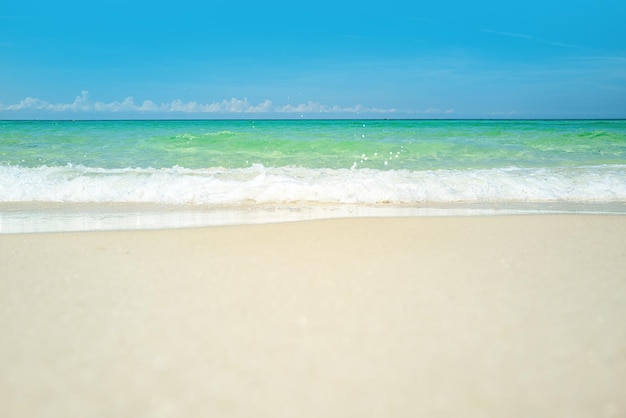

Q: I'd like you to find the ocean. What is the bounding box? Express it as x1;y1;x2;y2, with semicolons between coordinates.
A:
1;119;625;232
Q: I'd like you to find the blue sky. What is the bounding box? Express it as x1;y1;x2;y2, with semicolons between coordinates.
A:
1;0;625;118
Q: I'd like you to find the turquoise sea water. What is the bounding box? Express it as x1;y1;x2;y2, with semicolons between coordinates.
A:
3;119;626;170
1;119;625;231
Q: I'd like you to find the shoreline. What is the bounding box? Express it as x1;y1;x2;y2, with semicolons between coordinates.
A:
1;214;625;417
1;200;625;233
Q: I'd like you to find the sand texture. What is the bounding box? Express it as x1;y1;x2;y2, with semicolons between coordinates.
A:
1;215;625;417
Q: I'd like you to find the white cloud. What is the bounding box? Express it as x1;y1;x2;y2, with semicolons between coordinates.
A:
423;108;455;115
0;91;397;115
2;90;92;112
138;100;161;111
94;96;139;112
481;29;583;50
274;101;396;114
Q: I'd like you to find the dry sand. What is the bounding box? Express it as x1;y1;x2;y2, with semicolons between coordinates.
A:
1;215;625;417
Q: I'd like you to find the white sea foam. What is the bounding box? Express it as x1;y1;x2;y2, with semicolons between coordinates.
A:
1;163;625;205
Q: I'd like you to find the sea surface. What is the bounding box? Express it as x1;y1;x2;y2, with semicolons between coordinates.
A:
1;119;625;232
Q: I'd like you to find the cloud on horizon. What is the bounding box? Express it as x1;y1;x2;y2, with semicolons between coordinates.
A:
0;91;399;115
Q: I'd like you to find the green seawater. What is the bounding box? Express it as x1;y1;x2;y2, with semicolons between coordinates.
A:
2;119;625;170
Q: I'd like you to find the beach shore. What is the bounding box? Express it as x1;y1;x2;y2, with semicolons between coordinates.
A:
1;215;625;417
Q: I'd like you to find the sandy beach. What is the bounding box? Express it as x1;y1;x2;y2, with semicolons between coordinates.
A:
1;214;625;418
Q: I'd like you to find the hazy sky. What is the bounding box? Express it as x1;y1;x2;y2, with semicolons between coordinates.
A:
1;0;625;118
